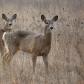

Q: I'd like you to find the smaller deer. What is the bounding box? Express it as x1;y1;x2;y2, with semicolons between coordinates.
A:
2;15;58;73
0;14;17;56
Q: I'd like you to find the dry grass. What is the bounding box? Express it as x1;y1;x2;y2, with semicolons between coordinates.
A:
0;0;84;84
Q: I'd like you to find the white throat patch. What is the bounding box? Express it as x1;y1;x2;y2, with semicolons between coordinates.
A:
46;29;52;33
2;32;9;53
2;32;6;41
8;27;12;29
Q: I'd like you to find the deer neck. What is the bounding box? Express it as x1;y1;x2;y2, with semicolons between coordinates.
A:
4;24;12;32
44;26;52;45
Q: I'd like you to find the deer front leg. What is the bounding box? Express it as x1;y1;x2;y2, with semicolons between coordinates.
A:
1;46;6;56
2;52;10;66
3;52;9;61
1;49;4;56
42;55;48;74
3;47;18;65
32;54;37;73
1;51;3;57
2;52;11;72
3;51;13;66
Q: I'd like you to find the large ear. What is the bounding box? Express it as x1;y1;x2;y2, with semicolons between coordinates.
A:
11;14;17;20
2;14;7;20
41;15;46;22
52;15;58;22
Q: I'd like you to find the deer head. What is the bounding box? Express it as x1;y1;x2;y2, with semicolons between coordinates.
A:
2;14;17;31
41;15;58;33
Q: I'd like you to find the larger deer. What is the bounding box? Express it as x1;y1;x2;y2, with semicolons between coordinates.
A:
2;15;58;73
0;14;17;56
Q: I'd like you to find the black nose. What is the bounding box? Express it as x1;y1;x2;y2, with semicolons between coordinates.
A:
9;24;12;26
50;27;53;29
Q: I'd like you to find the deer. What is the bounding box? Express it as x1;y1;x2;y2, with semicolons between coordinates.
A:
0;14;17;57
2;15;58;73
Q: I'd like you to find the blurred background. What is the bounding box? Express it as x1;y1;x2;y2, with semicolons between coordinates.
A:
0;0;84;84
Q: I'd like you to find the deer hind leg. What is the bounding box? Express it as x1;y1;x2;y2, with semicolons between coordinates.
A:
2;51;16;72
1;49;4;56
42;55;48;74
2;52;10;66
2;47;18;67
2;53;13;78
1;51;3;56
32;54;37;73
2;51;15;71
2;52;10;72
1;46;6;56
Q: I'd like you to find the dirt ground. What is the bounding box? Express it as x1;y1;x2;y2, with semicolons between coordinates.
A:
0;0;84;84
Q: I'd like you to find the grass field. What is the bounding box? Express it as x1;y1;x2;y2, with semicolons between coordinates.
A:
0;0;84;84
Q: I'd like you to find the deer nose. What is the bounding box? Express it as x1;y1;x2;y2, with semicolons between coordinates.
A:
50;27;53;29
9;23;12;26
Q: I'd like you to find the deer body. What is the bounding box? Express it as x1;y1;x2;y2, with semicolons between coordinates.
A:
3;15;58;73
19;28;51;55
0;14;17;56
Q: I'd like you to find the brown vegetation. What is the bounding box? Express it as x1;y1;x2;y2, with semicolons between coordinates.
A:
0;0;84;84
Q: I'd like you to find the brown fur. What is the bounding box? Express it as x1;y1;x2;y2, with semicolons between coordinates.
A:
2;15;58;73
0;14;17;56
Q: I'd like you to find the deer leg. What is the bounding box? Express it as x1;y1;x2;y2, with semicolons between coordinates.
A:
6;49;18;64
1;51;3;56
42;55;48;73
1;47;6;56
32;55;37;73
3;52;10;60
0;51;3;56
2;52;10;66
2;52;10;72
3;52;10;62
3;46;18;64
2;50;17;71
5;53;12;65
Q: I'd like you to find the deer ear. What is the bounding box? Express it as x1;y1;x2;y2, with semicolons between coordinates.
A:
41;15;46;22
52;16;58;22
11;14;17;20
2;14;7;20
